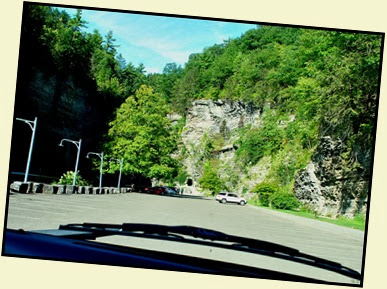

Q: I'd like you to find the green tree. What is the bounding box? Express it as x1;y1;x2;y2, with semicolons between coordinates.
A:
147;62;183;104
103;30;118;54
251;182;279;207
198;161;225;195
40;9;91;75
105;85;178;180
236;119;284;165
174;168;188;185
89;30;147;112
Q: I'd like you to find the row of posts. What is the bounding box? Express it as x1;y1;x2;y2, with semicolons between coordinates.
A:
16;116;124;190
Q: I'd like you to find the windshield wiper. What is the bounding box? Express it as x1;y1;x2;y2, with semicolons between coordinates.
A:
52;222;361;281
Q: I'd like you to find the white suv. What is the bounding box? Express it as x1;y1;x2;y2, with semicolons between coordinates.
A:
216;192;246;206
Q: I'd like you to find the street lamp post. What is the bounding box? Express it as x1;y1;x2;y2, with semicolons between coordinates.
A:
87;151;104;191
16;117;37;183
110;158;123;190
59;138;82;186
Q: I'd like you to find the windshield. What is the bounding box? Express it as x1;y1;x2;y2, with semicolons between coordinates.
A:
3;2;382;288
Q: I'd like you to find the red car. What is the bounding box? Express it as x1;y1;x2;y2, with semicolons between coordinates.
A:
144;186;166;195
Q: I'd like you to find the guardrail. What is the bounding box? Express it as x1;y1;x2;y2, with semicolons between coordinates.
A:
9;181;132;195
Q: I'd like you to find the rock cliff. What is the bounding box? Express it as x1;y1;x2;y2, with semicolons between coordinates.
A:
11;66;105;182
180;99;263;187
294;137;369;217
179;100;370;217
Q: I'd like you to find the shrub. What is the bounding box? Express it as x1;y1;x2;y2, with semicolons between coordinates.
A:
57;171;90;186
354;213;366;223
236;120;284;165
251;182;279;207
270;192;300;210
276;160;296;186
174;168;188;185
242;186;249;195
299;203;315;213
198;161;226;195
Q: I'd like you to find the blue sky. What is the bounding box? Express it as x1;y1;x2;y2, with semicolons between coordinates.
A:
60;7;257;74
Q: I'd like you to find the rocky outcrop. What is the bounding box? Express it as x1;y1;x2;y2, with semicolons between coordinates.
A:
180;99;261;185
294;137;369;217
182;99;260;144
180;100;370;218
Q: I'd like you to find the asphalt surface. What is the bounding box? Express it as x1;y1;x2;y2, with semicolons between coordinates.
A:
4;192;365;284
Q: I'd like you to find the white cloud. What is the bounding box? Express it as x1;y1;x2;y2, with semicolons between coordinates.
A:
145;67;161;74
76;9;256;72
130;36;192;64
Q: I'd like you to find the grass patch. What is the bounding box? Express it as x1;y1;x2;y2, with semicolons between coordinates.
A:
247;200;365;231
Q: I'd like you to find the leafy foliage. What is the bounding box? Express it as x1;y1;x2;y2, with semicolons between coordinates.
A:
147;63;183;106
105;85;179;180
23;4;382;196
174;168;188;185
26;5;146;112
171;26;381;151
40;9;90;74
198;161;226;195
251;182;299;209
251;182;279;207
57;171;90;186
236;118;284;166
166;25;381;197
270;192;300;210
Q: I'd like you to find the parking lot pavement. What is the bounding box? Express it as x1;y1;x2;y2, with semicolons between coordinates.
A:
4;192;365;282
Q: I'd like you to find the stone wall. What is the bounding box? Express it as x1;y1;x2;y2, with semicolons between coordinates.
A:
9;181;132;195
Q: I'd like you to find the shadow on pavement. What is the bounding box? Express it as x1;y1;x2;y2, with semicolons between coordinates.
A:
127;192;214;201
173;194;213;201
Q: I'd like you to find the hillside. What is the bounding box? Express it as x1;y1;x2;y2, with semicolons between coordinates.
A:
177;99;369;217
10;4;383;218
145;26;382;217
